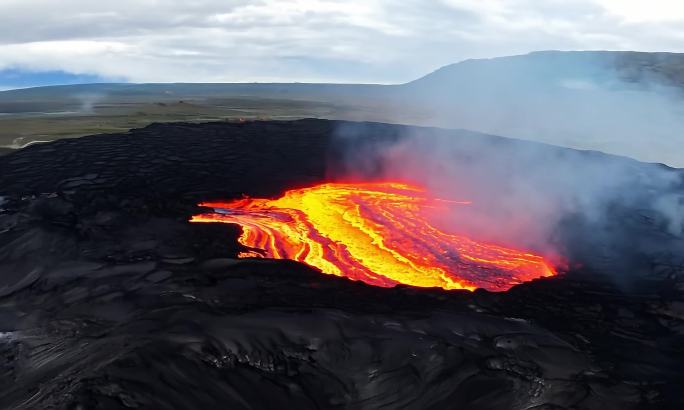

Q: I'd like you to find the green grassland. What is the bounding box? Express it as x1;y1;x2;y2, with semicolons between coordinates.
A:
0;82;432;152
0;97;353;149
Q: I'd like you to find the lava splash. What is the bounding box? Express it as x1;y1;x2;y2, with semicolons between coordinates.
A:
191;182;556;291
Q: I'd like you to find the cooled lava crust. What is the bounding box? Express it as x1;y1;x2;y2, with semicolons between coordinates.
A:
0;119;682;409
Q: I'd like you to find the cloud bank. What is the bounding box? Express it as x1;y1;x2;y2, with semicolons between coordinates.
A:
1;0;684;84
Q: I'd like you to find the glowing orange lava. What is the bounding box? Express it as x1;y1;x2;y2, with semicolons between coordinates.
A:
191;182;556;291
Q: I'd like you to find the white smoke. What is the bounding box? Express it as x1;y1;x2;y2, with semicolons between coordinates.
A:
396;51;684;167
73;92;105;113
331;120;683;270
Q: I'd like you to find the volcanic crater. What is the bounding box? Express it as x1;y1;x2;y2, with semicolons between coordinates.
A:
0;119;682;409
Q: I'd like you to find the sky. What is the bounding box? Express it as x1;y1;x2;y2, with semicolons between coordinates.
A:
1;0;684;88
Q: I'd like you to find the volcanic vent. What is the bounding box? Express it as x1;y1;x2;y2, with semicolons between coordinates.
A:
192;181;556;291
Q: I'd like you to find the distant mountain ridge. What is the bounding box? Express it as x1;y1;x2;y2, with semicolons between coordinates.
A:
409;50;684;91
2;50;684;101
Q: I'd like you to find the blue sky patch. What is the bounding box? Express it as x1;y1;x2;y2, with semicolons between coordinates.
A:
0;68;120;90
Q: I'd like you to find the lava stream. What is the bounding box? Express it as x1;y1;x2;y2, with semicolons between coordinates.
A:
191;182;556;291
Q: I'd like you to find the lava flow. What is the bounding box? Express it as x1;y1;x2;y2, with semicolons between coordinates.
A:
191;182;556;291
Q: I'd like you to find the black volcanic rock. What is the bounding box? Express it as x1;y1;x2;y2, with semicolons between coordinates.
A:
0;120;681;409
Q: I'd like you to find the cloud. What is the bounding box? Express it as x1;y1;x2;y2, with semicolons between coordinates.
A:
596;0;684;22
0;0;682;84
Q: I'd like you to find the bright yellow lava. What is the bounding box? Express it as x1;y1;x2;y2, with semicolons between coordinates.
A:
191;182;556;291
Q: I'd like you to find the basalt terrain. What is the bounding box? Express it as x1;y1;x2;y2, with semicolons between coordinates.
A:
0;120;682;409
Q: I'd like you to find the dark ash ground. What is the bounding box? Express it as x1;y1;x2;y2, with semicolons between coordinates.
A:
0;120;682;409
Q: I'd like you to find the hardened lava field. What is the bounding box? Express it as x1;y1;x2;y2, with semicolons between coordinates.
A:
0;120;681;409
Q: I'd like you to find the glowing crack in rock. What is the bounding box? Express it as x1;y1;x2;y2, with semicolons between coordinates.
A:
191;182;556;291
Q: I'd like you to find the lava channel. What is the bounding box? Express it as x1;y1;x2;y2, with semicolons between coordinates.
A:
191;182;556;291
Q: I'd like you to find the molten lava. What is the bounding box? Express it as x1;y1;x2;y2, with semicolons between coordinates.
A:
191;182;556;291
